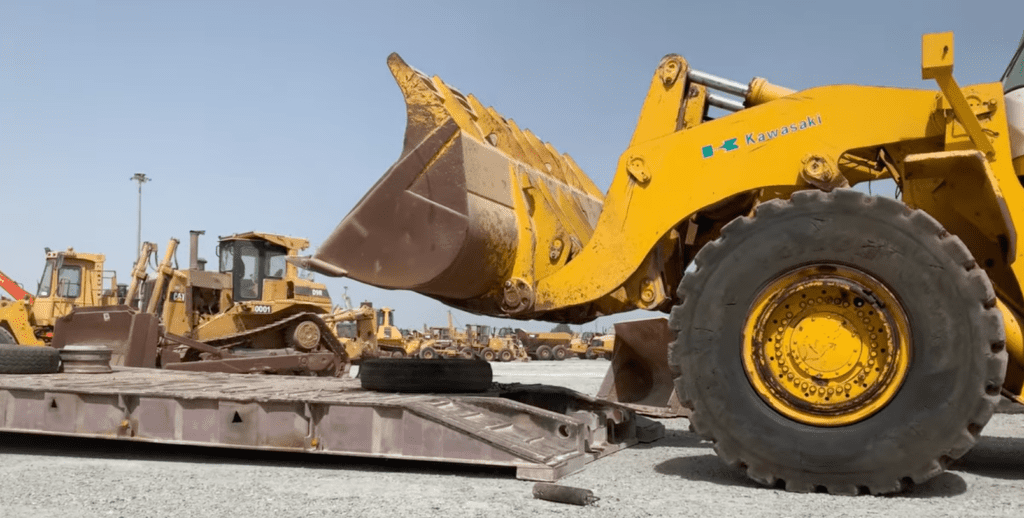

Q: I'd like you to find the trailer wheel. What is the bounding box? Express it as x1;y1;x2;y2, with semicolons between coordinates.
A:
0;327;16;345
0;344;61;374
552;345;568;361
536;345;553;361
499;349;513;362
669;189;1007;495
360;358;492;393
419;346;437;360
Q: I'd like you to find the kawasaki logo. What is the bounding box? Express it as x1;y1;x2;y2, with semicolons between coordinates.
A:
701;114;823;159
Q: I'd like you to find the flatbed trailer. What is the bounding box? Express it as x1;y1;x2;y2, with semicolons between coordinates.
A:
0;367;658;481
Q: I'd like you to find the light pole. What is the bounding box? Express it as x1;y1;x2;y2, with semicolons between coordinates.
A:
130;173;150;259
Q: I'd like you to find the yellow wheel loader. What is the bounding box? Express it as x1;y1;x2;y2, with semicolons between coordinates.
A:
1;249;124;346
298;32;1024;494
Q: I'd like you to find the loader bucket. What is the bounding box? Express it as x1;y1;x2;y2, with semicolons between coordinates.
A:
51;306;161;368
597;318;688;418
308;54;605;316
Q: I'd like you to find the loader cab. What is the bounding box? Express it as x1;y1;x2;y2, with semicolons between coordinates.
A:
218;238;288;302
33;249;117;327
37;256;81;299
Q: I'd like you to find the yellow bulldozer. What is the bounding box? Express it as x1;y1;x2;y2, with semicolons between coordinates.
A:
53;231;349;375
296;32;1024;494
0;248;124;346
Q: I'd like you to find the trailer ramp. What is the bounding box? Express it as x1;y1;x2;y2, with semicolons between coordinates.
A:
0;368;659;481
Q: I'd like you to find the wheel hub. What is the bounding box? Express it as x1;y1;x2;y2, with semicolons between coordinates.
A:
742;265;911;426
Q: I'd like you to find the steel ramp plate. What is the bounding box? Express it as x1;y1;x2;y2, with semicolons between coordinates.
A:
0;368;659;481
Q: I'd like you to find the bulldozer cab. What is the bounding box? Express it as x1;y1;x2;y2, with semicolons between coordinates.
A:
218;237;288;302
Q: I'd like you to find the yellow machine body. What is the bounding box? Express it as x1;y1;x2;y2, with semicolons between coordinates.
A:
305;33;1024;493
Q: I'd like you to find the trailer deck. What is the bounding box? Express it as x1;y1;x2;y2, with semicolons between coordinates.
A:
0;367;659;481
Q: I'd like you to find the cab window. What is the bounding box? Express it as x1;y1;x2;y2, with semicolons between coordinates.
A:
264;249;287;279
56;266;82;298
37;260;55;297
219;245;235;273
236;244;260;301
1003;33;1024;92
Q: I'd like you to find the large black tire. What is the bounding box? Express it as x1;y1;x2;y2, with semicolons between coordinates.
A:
0;344;61;374
0;327;16;345
552;345;568;361
585;347;599;360
482;349;496;362
670;189;1007;495
360;358;492;393
419;346;437;360
499;349;513;362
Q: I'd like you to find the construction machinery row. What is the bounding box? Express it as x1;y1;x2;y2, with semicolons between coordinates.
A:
2;31;1022;495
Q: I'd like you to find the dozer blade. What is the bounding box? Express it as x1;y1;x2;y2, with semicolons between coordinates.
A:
597;318;688;418
50;305;161;368
306;54;605;317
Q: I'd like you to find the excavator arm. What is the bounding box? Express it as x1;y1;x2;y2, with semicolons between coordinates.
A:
0;269;33;304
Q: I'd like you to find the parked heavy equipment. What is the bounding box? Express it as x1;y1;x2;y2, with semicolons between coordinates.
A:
464;324;525;361
53;231;348;375
0;249;124;346
372;305;422;357
569;332;614;360
515;329;573;361
297;33;1024;494
324;302;379;360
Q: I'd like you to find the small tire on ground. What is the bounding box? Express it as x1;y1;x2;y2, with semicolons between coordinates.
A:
536;345;553;361
0;344;61;374
670;189;1007;495
360;358;493;393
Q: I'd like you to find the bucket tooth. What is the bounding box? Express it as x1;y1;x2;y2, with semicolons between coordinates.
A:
386;53;449;155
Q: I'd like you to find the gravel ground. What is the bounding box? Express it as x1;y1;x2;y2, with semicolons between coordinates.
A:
2;359;1024;517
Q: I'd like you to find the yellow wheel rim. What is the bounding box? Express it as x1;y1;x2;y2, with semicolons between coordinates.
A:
742;265;911;427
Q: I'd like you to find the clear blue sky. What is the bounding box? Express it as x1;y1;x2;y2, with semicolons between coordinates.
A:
2;1;1022;333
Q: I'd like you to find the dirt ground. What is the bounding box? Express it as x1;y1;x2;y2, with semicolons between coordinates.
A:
2;359;1024;517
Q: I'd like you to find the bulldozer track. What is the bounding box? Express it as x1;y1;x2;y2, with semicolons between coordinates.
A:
203;311;348;363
